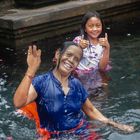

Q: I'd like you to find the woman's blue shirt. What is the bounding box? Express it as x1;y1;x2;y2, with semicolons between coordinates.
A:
32;71;88;132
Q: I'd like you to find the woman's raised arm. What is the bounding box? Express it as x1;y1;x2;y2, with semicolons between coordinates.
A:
13;45;41;108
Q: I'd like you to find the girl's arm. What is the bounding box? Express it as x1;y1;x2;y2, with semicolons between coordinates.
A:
82;99;134;132
13;45;41;108
99;33;110;71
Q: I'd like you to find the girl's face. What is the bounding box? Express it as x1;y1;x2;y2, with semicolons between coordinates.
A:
57;45;82;76
85;17;102;39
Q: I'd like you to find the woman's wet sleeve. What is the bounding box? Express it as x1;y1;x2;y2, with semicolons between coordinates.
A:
32;76;42;95
77;80;89;104
81;85;89;104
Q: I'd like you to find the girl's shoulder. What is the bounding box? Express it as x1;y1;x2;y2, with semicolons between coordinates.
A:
73;36;82;44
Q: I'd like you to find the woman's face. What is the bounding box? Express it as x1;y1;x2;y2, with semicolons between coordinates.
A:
57;45;82;76
85;17;102;39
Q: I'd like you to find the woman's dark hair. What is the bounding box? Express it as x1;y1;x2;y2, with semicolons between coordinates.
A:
80;11;105;39
59;41;79;55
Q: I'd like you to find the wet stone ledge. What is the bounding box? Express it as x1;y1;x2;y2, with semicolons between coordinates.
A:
15;0;70;8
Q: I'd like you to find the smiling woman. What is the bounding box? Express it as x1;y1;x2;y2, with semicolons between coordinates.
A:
55;42;83;78
13;41;134;139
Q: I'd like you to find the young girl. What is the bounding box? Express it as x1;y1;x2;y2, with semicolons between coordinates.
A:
14;42;133;140
73;11;111;97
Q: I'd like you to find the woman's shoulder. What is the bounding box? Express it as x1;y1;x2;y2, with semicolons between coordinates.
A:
70;75;83;86
33;71;51;82
70;76;89;97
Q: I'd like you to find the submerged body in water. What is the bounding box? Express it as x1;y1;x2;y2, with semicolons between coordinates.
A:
13;42;133;139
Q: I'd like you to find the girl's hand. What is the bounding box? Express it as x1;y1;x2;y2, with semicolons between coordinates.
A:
79;38;89;49
27;45;41;76
99;33;110;49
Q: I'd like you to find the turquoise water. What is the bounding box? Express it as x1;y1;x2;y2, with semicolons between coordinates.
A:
0;19;140;140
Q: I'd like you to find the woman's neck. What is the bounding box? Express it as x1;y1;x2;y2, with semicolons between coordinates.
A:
53;68;70;95
53;68;69;87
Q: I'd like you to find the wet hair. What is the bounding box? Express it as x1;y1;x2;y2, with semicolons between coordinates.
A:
59;41;78;54
52;41;83;69
80;11;105;39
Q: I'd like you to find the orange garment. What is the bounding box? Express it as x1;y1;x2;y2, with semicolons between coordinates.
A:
18;102;99;140
18;102;50;140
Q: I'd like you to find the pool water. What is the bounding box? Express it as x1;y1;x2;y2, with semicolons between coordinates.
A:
0;19;140;140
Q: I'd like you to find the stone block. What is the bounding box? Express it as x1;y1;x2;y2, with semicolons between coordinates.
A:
15;0;70;8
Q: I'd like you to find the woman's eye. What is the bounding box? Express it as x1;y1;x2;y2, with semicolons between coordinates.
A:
74;57;80;62
66;53;71;57
74;57;79;63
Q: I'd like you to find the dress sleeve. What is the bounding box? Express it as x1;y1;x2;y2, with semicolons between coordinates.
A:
75;79;89;104
80;83;89;104
32;75;43;95
73;36;81;44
